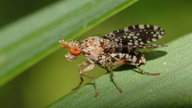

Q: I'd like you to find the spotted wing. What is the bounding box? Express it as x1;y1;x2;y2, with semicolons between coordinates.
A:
104;24;165;48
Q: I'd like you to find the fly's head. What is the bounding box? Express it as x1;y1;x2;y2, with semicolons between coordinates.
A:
59;39;81;60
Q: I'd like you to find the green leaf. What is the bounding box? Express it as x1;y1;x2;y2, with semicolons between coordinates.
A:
0;0;137;86
48;33;192;108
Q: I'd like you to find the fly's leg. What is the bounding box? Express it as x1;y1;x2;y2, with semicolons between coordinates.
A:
134;65;160;76
72;58;98;97
81;74;98;97
78;58;95;74
127;58;160;76
72;74;84;90
107;66;123;93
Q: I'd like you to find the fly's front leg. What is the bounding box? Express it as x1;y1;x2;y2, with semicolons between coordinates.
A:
72;61;88;90
72;72;84;90
78;58;95;74
73;58;98;97
81;74;98;97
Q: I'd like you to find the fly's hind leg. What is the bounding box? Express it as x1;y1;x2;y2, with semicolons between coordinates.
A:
134;65;160;76
72;58;98;97
128;58;160;76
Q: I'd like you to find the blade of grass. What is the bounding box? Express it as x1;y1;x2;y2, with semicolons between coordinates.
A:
0;0;137;87
48;32;192;108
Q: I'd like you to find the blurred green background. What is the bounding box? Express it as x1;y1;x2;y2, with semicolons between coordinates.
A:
0;0;192;108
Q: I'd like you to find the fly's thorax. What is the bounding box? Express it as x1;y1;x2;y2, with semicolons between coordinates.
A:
59;39;81;60
80;36;109;61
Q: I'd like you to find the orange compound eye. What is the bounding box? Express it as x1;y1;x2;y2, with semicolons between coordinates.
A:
69;46;81;56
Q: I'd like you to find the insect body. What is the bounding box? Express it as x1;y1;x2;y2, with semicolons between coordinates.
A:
59;24;165;97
